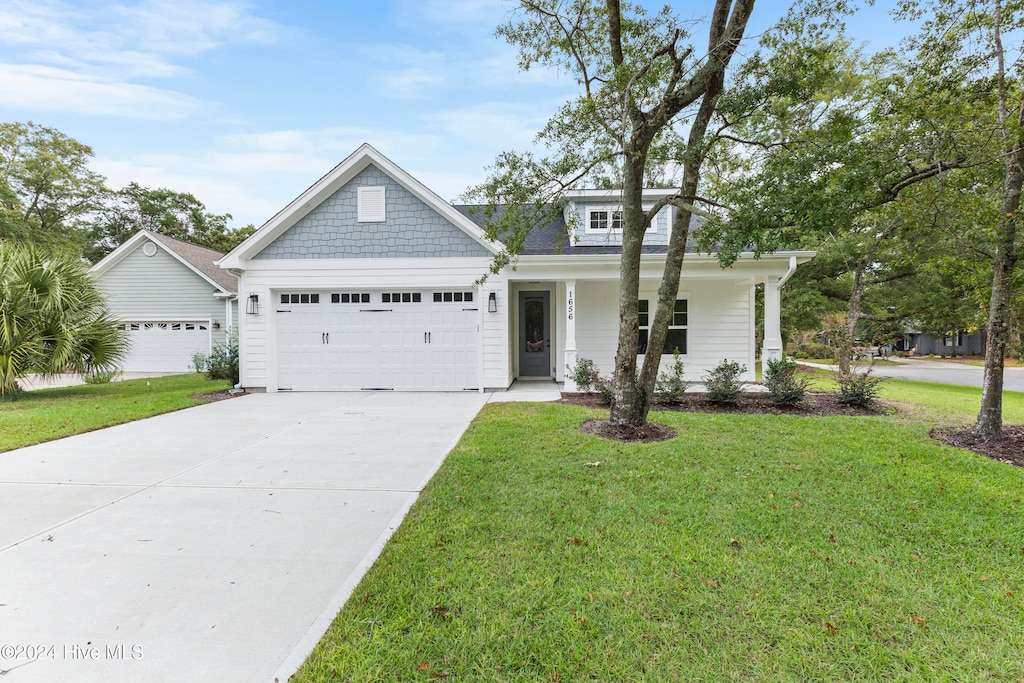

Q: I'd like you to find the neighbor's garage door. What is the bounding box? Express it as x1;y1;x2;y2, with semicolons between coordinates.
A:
119;321;211;372
276;290;478;391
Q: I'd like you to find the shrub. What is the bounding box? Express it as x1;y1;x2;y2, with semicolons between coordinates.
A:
205;336;239;385
835;367;885;408
704;359;746;405
791;350;809;359
566;357;599;393
763;357;809;406
798;342;832;359
83;369;121;385
655;349;689;403
594;375;615;406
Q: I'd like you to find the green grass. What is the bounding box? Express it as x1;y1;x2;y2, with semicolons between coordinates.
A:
296;392;1024;682
0;374;231;452
802;357;901;366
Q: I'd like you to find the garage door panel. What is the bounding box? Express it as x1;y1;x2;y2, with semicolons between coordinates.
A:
276;291;479;391
120;321;210;373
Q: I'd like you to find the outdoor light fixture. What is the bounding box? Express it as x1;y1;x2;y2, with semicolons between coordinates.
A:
246;293;260;315
212;321;221;329
488;291;497;313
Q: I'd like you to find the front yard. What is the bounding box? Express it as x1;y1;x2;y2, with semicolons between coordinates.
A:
296;381;1024;681
0;374;232;453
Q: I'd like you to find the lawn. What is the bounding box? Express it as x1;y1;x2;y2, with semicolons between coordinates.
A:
0;373;232;453
296;381;1024;682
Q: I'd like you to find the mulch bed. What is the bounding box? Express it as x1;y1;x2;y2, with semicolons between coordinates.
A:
579;419;676;442
933;426;1024;467
192;389;247;402
560;391;882;417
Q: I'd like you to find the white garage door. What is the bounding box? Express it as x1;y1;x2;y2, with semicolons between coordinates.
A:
119;322;211;372
276;290;478;391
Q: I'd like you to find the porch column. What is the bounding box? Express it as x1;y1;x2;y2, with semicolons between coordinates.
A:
761;276;783;363
564;280;577;390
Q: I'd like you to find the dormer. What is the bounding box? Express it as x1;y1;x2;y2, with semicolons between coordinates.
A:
562;189;676;248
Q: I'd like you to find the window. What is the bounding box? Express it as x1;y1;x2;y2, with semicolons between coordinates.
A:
280;293;320;304
357;186;386;222
331;293;370;304
637;299;687;355
433;291;474;303
587;209;624;232
382;292;422;303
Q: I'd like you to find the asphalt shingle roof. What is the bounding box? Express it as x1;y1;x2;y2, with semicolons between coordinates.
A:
147;231;238;293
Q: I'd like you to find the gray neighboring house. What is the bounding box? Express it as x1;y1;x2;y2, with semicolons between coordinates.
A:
900;330;986;356
89;230;238;372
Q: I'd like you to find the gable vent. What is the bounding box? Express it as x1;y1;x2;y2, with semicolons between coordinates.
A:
357;186;386;222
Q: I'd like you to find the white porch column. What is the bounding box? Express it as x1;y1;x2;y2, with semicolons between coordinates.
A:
564;279;577;390
761;276;783;363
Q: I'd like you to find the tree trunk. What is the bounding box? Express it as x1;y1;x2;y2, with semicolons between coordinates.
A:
977;16;1023;440
608;152;650;426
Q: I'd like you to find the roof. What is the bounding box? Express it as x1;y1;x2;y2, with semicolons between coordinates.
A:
453;204;704;255
219;143;499;268
89;229;237;295
147;232;238;293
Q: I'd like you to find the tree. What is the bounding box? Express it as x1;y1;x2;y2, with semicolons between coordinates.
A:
0;121;107;250
469;0;759;427
0;242;127;397
86;182;254;261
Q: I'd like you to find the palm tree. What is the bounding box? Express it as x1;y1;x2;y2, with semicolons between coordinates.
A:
0;242;127;397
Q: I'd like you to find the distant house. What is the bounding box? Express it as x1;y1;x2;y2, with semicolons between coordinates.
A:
89;230;238;372
898;330;986;356
218;144;812;392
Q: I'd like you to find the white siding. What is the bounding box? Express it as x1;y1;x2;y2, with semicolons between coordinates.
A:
94;243;230;346
574;278;755;383
235;257;508;391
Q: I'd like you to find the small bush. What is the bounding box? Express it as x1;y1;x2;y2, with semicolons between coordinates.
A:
595;375;614;406
763;357;809;406
835;367;885;408
192;351;209;373
205;337;239;385
566;357;599;393
791;350;809;359
704;359;746;405
655;349;689;403
83;369;121;385
798;342;832;359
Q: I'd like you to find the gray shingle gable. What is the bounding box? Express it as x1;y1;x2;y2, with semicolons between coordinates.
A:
254;165;491;260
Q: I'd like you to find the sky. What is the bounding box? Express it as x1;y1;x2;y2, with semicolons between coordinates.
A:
0;0;913;229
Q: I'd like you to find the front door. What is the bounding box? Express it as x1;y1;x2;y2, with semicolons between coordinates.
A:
518;290;550;377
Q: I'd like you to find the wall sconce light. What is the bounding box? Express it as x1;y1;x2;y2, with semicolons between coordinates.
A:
488;291;497;313
246;293;260;315
212;320;221;329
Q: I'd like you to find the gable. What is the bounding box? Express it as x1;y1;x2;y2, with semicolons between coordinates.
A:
253;164;491;260
94;242;223;320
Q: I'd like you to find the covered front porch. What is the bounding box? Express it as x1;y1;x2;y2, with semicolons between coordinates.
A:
505;254;804;391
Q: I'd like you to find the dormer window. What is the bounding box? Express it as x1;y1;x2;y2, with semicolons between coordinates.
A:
587;209;623;233
357;186;386;222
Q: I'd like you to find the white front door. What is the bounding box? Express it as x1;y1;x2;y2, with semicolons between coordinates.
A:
276;290;478;391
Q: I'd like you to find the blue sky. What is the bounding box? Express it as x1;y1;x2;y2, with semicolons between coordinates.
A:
0;0;911;228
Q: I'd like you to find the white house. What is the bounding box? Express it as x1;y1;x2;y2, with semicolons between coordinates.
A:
90;230;238;373
218;144;812;392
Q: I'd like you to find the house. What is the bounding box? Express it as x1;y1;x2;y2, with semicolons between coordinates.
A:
218;144;812;392
898;330;986;356
90;230;238;372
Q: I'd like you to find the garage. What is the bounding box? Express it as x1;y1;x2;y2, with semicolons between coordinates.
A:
119;321;211;373
275;290;479;391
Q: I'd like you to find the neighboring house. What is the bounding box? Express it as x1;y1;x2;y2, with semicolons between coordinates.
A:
899;330;985;356
218;144;812;392
90;230;238;372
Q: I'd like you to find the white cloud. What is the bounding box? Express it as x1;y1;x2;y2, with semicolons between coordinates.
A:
0;0;283;116
0;63;199;118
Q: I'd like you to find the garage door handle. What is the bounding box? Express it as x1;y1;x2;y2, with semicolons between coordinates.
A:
321;332;325;344
325;332;329;344
428;332;432;343
424;332;427;344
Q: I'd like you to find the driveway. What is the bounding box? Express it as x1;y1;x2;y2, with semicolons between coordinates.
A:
799;359;1024;392
0;391;487;682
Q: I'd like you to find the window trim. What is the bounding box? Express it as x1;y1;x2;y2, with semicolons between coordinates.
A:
637;298;688;356
584;206;661;234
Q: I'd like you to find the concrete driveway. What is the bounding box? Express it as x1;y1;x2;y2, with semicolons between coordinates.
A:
0;391;487;682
